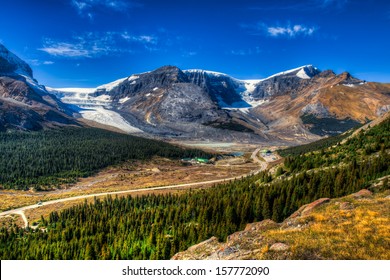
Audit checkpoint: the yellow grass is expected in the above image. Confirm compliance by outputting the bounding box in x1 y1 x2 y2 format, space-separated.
259 192 390 259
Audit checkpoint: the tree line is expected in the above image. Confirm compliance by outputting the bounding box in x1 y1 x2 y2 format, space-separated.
0 127 210 190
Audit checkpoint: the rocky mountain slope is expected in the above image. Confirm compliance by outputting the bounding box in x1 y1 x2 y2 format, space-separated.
1 42 388 143
50 65 390 144
172 188 390 260
0 44 78 131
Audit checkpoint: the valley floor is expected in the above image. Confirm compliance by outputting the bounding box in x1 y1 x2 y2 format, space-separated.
0 146 277 228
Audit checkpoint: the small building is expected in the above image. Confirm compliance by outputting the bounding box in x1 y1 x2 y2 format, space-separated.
195 157 209 163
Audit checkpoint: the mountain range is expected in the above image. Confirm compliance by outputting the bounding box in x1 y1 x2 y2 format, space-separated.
1 43 390 144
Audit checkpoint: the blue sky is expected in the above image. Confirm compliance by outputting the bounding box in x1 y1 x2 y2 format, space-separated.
0 0 389 87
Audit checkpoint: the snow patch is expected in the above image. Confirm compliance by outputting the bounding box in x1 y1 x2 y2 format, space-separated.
153 87 159 91
296 68 311 79
119 96 130 104
184 69 230 77
128 75 139 81
97 77 127 91
79 106 142 133
21 75 47 94
52 87 96 94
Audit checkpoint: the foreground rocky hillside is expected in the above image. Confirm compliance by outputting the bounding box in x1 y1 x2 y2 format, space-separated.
172 187 390 260
0 44 78 131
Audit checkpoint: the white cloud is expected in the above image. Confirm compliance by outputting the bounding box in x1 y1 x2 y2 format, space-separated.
181 51 197 57
39 42 92 58
73 0 88 11
121 32 158 45
316 0 348 9
72 0 141 18
229 47 261 56
137 35 157 44
267 24 315 37
39 32 159 58
242 22 316 38
250 0 348 11
28 59 55 66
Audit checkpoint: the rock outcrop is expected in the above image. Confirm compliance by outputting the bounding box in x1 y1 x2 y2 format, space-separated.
172 191 390 260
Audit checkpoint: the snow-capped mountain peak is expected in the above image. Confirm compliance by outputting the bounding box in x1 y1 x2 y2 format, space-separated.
261 65 318 81
97 77 128 91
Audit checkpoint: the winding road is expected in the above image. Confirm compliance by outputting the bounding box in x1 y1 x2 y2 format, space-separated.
0 148 269 228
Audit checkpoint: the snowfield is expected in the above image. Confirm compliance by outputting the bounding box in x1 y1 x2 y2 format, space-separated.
79 106 142 133
48 87 142 134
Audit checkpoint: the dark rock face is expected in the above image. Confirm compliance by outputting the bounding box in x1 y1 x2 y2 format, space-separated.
109 66 189 99
252 66 321 99
0 43 78 131
159 83 219 123
0 44 33 77
0 56 17 74
100 66 264 141
49 62 389 143
184 70 247 106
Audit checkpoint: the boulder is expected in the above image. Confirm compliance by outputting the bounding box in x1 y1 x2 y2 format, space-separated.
269 242 290 252
352 189 372 198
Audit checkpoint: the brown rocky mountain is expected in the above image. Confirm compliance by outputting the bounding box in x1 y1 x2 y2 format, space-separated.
0 44 78 131
52 65 390 144
251 71 390 141
2 42 388 144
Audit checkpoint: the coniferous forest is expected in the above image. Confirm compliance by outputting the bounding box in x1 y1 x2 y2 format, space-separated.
0 116 389 260
0 128 210 190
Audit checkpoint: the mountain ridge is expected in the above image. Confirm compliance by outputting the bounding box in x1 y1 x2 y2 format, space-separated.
49 64 390 144
1 42 389 144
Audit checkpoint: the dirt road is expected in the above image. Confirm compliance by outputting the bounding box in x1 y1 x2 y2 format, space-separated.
0 148 270 227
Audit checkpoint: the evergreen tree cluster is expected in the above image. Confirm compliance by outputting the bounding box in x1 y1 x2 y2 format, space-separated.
284 117 390 173
0 128 210 190
1 142 388 259
0 117 388 260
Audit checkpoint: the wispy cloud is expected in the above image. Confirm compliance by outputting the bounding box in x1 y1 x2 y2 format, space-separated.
229 47 261 56
250 0 348 12
268 24 316 37
121 32 158 45
28 59 55 66
39 32 159 58
39 42 92 58
241 22 316 38
181 51 197 58
72 0 141 19
316 0 348 9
